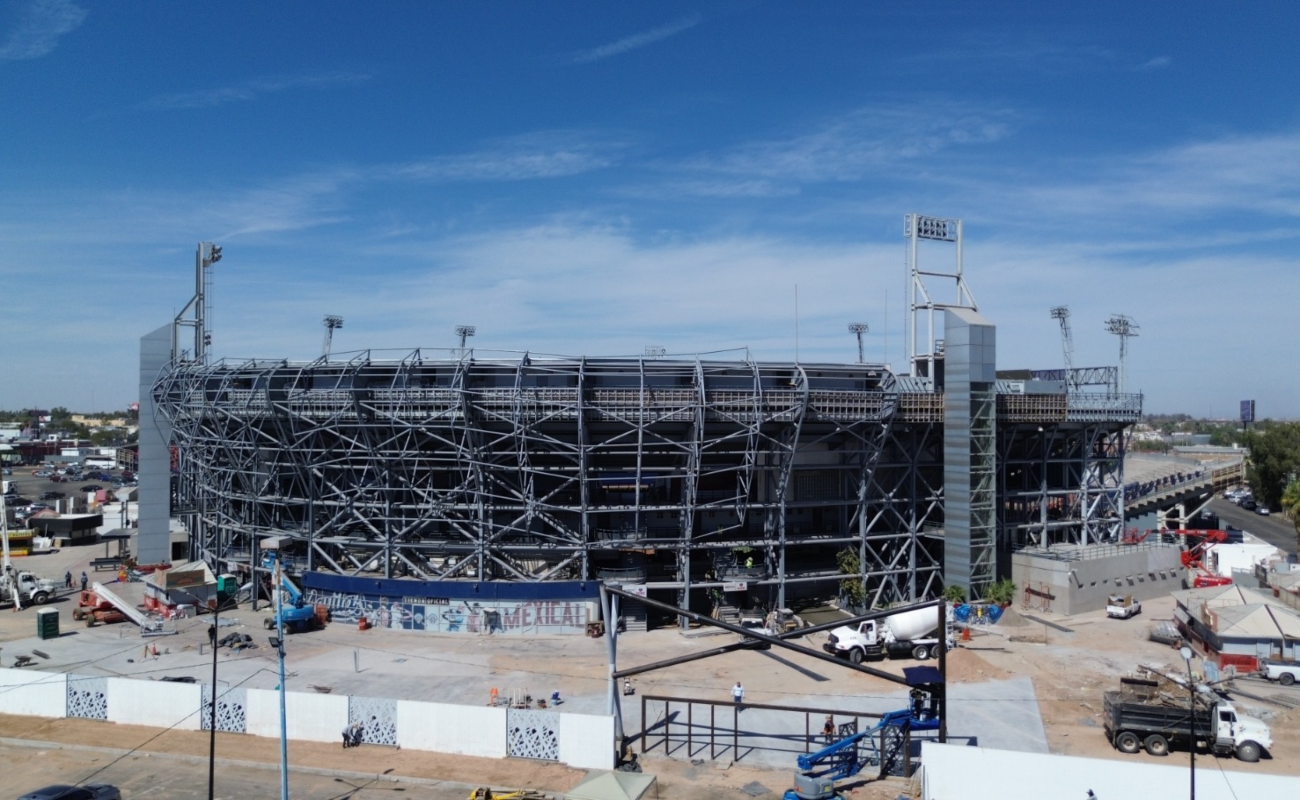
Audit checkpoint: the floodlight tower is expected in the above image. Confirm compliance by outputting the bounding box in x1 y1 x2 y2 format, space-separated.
455 325 476 357
644 346 666 359
1049 306 1075 391
1105 314 1139 394
321 315 343 357
904 214 976 379
847 323 869 364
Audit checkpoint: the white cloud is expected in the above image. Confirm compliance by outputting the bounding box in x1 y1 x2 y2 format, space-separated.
383 132 621 183
1136 56 1171 71
142 71 372 110
571 13 702 64
674 104 1016 188
0 0 85 61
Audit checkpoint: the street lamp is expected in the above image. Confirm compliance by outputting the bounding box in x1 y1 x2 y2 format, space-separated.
1180 645 1196 800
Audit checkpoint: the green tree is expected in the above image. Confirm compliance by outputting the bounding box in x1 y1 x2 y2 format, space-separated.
942 585 967 604
1243 423 1300 509
836 548 865 610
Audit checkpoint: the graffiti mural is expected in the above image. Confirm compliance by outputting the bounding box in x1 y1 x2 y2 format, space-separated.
304 590 594 635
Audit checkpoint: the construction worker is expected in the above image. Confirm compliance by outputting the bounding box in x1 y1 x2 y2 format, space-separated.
80 571 88 592
822 715 836 744
732 681 745 706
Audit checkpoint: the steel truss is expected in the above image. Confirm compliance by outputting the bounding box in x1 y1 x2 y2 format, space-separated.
153 354 951 606
997 395 1138 549
152 352 1138 607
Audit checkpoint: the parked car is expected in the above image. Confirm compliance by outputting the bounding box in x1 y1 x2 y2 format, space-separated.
17 784 121 800
1256 505 1271 516
81 484 103 492
40 491 66 500
33 470 52 478
1240 499 1257 511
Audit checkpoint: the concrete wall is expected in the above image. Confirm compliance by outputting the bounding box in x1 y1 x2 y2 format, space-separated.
1012 545 1184 615
107 676 202 730
246 688 347 743
0 668 610 769
0 668 65 717
396 700 508 758
559 711 616 769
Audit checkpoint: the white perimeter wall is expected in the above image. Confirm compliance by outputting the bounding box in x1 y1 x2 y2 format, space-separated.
396 700 507 758
0 668 65 717
107 677 202 730
246 688 348 743
0 667 611 769
922 742 1296 800
559 712 615 769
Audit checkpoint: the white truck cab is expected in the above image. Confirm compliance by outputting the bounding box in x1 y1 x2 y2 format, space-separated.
1215 702 1272 759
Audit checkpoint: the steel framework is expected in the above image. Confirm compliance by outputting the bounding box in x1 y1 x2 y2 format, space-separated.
152 354 963 610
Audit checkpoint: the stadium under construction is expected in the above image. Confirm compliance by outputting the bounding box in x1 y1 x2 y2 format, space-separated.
139 216 1147 630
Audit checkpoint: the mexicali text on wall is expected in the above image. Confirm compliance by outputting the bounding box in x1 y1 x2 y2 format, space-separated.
304 590 596 635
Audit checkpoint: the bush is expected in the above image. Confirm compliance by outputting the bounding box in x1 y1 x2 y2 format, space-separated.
941 585 967 604
985 578 1017 606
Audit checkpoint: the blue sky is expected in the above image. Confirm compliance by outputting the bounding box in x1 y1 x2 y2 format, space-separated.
1 2 1297 418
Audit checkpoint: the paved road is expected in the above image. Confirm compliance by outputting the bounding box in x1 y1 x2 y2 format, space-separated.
1 738 469 799
1208 498 1296 556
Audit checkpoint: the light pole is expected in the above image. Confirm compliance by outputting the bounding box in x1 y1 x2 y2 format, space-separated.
1180 645 1196 800
455 325 476 357
847 323 868 364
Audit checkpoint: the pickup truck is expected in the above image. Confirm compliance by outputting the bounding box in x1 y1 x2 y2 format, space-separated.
1106 595 1141 619
1260 659 1300 686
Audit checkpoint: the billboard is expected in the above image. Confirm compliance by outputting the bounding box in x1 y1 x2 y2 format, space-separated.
1240 400 1255 424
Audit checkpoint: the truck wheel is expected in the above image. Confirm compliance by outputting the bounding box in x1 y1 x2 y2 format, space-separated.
1144 734 1170 756
848 648 864 665
263 617 274 630
1280 673 1295 686
929 644 943 660
32 592 48 605
912 644 930 661
73 608 84 621
1115 732 1141 754
1236 741 1261 763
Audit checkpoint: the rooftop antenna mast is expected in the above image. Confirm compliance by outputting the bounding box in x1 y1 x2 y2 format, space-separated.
1050 306 1076 391
455 325 476 358
172 242 221 362
847 323 869 364
1104 314 1139 394
321 315 344 357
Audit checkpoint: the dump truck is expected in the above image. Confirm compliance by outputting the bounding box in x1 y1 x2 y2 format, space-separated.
824 603 953 662
1103 677 1270 762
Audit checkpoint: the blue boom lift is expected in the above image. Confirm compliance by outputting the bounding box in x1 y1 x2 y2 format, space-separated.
785 669 942 800
261 552 320 632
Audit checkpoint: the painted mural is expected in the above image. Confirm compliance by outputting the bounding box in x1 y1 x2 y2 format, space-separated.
303 589 595 635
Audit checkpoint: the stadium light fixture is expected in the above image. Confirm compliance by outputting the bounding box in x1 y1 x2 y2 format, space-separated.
455 325 476 356
847 323 869 363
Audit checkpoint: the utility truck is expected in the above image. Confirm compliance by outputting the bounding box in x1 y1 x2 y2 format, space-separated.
1104 677 1270 762
0 565 57 608
824 603 953 662
1259 659 1300 686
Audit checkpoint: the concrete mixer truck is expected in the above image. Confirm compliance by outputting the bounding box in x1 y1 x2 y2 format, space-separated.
823 603 955 662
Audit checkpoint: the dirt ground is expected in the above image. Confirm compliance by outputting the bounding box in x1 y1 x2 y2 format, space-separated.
0 713 921 799
961 595 1300 777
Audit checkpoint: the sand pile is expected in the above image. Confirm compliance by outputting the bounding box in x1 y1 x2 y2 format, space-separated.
995 605 1030 627
944 647 1011 682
